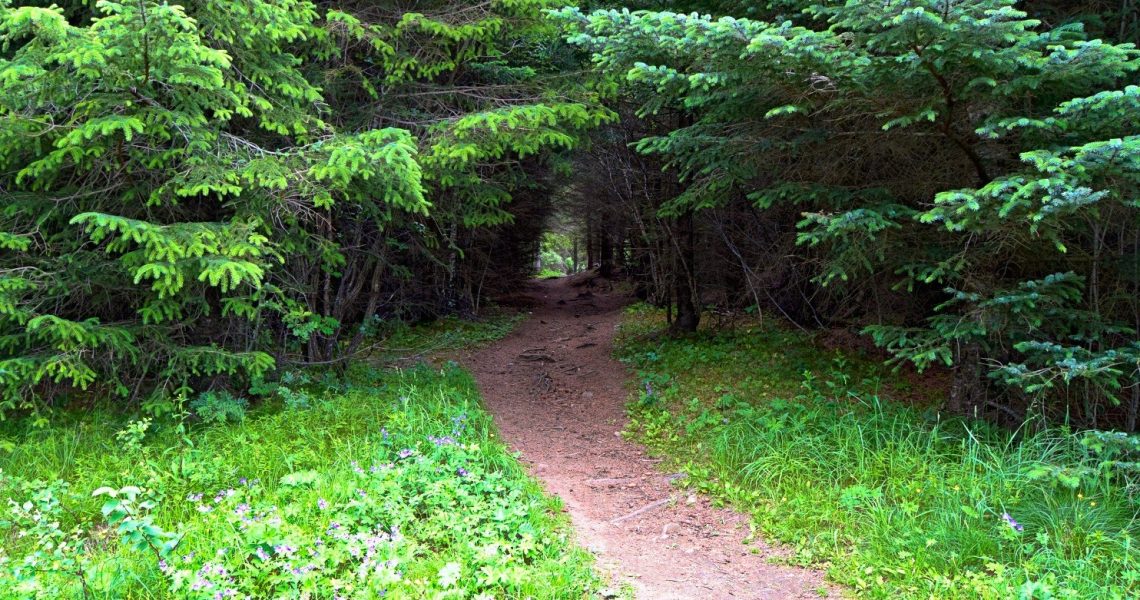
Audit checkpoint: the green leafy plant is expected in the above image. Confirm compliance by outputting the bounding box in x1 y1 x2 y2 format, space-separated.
92 485 179 559
189 391 248 425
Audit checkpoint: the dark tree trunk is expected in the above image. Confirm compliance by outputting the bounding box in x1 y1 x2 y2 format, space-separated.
599 220 614 277
948 341 984 417
1126 382 1139 432
671 210 699 334
571 236 579 274
585 214 595 271
615 227 626 271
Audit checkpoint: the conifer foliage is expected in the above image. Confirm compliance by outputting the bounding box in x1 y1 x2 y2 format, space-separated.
1 0 1136 430
555 1 1140 427
0 0 604 416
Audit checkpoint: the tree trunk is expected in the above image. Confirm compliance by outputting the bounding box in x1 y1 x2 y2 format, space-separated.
599 221 614 277
615 227 626 271
1127 382 1139 432
671 209 699 334
571 236 579 274
444 222 460 312
948 341 983 417
585 215 595 271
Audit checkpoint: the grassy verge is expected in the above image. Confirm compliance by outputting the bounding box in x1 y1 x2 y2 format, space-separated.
0 318 596 599
368 313 526 363
616 305 1140 599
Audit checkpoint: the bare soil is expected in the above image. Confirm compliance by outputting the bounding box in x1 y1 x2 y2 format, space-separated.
459 277 835 599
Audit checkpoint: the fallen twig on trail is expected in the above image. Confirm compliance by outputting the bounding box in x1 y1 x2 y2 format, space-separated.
587 477 634 486
610 497 672 524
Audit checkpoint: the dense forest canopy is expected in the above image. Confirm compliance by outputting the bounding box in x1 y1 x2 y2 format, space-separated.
0 0 1137 430
0 0 610 418
557 0 1140 429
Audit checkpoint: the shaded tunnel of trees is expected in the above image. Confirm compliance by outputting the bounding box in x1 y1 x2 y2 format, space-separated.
0 0 1137 430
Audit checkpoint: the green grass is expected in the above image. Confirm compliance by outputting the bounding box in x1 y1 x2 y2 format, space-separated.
616 305 1140 599
360 314 524 367
368 313 524 363
0 320 596 599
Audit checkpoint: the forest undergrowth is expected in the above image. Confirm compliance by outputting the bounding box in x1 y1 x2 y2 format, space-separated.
617 305 1140 599
0 318 597 599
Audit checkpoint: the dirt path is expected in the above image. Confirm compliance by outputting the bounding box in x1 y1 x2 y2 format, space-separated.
460 277 834 599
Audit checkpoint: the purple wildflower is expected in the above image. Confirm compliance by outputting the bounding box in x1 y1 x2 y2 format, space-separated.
1001 512 1023 532
317 498 329 510
398 448 413 459
457 467 469 477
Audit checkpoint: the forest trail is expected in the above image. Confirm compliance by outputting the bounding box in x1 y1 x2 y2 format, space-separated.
460 277 833 599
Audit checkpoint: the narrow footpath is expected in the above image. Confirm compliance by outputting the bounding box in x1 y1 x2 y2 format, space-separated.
461 277 833 599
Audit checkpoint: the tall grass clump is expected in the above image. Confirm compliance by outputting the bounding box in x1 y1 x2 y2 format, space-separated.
618 306 1140 599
